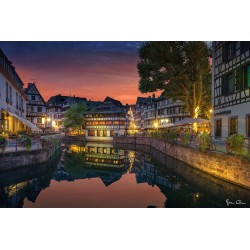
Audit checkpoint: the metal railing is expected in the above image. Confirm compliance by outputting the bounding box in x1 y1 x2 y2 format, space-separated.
2 132 63 153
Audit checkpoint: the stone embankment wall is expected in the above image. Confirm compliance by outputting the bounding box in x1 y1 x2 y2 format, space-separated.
114 136 250 189
64 135 86 142
0 145 60 172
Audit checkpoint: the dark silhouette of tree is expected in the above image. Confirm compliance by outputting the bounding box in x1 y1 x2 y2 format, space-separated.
63 103 86 134
137 42 211 118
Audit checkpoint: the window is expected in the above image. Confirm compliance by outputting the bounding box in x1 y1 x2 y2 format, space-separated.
110 130 114 137
103 147 107 154
19 95 21 109
16 92 18 108
235 69 240 91
6 82 8 101
88 147 95 153
223 42 236 62
31 95 35 100
241 41 250 53
243 65 250 89
97 130 101 136
37 118 42 124
222 73 235 96
246 115 250 138
227 73 234 94
103 130 107 137
37 107 42 112
88 130 95 136
215 119 222 137
10 86 12 103
229 117 238 136
97 147 102 153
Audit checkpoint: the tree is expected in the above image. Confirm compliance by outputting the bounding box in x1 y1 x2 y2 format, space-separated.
63 103 86 134
137 42 211 119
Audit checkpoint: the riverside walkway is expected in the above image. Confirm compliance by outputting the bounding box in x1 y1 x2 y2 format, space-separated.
3 139 42 153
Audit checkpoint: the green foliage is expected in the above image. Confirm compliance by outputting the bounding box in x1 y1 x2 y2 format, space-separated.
63 151 87 178
225 134 245 156
19 135 32 151
196 132 211 152
63 103 86 133
150 130 177 143
0 135 8 153
168 130 178 144
179 131 191 146
17 130 26 137
40 134 62 149
137 42 212 118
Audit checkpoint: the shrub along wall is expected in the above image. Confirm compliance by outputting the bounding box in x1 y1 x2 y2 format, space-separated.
114 136 250 189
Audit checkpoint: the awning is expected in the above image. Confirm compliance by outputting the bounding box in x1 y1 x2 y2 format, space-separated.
7 111 41 132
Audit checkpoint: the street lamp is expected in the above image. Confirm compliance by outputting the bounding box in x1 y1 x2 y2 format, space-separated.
154 121 158 130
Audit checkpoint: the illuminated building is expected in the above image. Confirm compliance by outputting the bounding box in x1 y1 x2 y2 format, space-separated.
134 96 152 131
132 94 189 132
85 96 128 141
24 83 47 130
156 96 189 129
0 49 40 136
46 94 69 131
84 142 128 169
212 42 250 139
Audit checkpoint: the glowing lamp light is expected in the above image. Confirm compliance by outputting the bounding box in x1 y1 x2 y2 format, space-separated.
154 121 158 129
52 121 56 127
209 109 213 113
47 117 51 122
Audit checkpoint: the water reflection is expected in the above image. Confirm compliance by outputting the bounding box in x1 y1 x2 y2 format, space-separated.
0 142 249 208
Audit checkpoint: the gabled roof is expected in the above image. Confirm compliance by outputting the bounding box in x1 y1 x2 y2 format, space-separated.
47 94 69 106
24 83 46 104
136 97 151 105
63 96 87 106
104 96 123 107
85 96 125 115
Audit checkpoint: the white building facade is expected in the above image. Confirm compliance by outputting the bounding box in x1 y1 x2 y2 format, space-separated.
212 41 250 140
0 49 30 136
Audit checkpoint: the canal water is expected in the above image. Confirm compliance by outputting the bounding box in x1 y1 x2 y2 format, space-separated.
0 142 250 208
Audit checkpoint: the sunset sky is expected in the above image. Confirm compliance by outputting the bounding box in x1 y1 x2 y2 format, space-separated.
0 42 160 104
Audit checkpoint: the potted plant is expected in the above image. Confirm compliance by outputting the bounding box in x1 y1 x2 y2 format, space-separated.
0 135 8 153
225 134 245 156
19 135 32 151
196 132 211 152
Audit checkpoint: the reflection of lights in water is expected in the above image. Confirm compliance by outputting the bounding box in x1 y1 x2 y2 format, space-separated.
193 193 199 199
70 145 86 153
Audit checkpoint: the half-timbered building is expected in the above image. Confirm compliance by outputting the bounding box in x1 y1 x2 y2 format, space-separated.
212 41 250 139
85 96 128 141
25 83 47 129
46 94 69 131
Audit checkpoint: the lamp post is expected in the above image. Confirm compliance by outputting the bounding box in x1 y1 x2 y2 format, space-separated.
154 121 158 131
46 117 51 133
